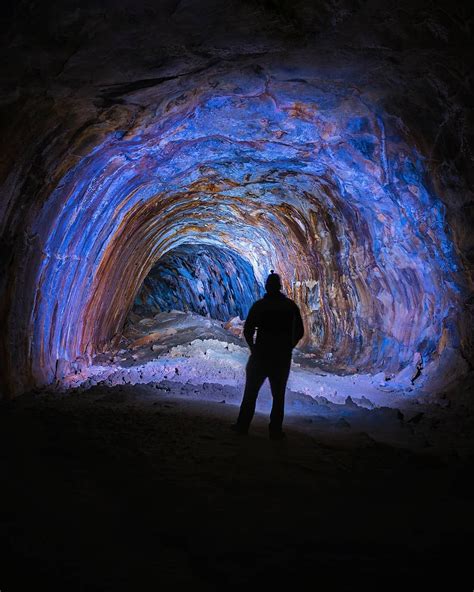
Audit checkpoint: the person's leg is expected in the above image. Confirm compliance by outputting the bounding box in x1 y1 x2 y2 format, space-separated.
234 355 267 432
268 356 291 435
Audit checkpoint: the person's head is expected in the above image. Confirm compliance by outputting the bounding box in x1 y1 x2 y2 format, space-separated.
265 270 282 294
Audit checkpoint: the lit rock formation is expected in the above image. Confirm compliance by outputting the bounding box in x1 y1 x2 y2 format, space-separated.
0 0 472 396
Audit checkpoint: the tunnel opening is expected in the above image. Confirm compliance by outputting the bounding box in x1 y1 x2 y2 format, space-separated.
131 243 263 322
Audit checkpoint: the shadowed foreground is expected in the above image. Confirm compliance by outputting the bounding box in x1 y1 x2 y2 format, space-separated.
1 383 473 591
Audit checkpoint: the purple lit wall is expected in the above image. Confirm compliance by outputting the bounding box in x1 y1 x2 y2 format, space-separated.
0 2 472 397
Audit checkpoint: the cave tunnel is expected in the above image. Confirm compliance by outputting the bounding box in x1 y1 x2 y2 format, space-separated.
1 41 472 396
1 0 474 589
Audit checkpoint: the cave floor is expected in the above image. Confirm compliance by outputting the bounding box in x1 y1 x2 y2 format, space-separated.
1 381 474 591
73 310 450 406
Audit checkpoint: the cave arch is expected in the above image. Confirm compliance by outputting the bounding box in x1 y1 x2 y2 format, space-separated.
0 59 465 395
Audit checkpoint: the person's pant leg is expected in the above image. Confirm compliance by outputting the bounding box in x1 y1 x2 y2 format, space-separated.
236 354 267 431
268 356 291 433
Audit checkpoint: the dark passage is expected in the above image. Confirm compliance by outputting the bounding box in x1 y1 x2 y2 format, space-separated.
132 244 262 321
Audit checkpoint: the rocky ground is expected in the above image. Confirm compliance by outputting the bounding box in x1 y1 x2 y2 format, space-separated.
1 312 474 590
68 311 462 408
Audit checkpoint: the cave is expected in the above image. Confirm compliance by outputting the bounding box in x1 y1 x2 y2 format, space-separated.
1 0 473 589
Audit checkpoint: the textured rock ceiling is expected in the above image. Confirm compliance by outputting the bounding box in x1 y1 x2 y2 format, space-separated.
0 0 473 396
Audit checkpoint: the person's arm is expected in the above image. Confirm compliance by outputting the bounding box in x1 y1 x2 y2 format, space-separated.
292 304 304 348
243 303 258 351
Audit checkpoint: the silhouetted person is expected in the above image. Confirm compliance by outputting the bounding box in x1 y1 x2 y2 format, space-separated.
232 270 304 439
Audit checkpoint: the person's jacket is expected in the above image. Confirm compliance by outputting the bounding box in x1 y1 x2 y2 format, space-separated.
243 291 304 356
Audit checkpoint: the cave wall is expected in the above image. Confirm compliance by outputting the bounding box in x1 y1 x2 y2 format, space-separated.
0 0 472 396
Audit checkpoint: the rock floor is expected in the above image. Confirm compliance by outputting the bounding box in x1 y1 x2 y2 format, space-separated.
1 379 474 591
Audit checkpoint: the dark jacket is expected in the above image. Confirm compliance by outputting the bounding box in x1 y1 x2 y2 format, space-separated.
243 291 304 356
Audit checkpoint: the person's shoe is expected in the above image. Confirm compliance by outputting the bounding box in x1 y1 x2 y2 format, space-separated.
269 430 286 441
230 423 248 435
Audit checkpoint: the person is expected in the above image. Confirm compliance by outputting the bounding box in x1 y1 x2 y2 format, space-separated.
231 270 304 440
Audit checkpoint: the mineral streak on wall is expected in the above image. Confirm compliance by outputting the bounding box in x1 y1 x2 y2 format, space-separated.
133 244 262 321
0 2 472 397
